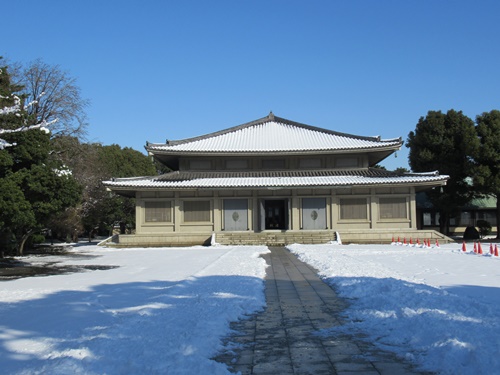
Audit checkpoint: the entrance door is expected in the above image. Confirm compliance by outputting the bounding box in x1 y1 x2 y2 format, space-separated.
302 198 326 230
264 199 287 230
224 199 248 231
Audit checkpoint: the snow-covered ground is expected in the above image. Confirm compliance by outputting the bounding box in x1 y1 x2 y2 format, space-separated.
288 242 500 375
2 242 500 375
0 245 269 374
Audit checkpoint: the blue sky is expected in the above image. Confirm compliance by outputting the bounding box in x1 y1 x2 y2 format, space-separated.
2 1 500 170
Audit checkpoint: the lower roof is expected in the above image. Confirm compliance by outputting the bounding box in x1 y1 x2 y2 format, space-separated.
104 168 449 196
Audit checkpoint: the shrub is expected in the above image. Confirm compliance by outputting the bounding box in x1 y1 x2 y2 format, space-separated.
463 226 480 240
477 220 492 238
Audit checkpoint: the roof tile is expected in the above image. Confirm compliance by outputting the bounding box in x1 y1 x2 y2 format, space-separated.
147 115 402 153
104 169 448 189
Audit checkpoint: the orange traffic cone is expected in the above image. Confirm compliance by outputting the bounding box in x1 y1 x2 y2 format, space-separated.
428 239 432 248
435 239 440 248
462 241 467 252
495 245 499 257
417 238 421 247
397 236 401 244
409 238 413 246
473 242 478 253
403 237 407 245
490 243 494 255
478 242 483 255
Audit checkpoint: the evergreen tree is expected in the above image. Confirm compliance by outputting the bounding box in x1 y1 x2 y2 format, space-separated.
474 110 500 238
0 62 81 256
87 144 157 237
53 140 157 240
406 110 479 234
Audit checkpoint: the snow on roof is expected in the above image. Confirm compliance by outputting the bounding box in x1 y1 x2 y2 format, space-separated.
104 173 448 190
146 113 403 154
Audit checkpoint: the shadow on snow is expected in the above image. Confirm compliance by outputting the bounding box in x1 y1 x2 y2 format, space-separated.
319 275 500 373
0 275 265 374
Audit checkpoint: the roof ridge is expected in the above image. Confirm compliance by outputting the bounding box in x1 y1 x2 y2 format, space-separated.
271 115 386 142
154 113 273 147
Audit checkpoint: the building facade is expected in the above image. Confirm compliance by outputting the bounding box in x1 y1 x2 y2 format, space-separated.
103 113 450 246
417 193 498 236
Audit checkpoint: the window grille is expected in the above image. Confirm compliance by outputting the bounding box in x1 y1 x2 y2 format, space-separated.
379 198 407 219
145 201 171 222
262 159 285 169
339 198 367 220
299 158 321 168
477 211 497 226
184 200 211 222
225 159 248 169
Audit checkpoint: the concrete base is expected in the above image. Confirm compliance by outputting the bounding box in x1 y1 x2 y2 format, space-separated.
101 229 453 247
339 229 452 244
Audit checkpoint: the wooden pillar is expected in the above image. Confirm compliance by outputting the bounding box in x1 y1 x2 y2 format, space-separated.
174 192 181 232
409 187 417 229
370 189 378 229
291 191 300 230
213 192 222 231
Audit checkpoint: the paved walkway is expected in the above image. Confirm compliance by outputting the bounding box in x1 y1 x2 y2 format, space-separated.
215 247 433 375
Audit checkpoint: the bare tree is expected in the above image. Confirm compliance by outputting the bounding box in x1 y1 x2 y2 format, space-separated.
12 59 89 139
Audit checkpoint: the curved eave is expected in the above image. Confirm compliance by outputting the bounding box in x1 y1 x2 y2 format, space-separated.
104 176 448 196
148 143 402 170
145 142 402 156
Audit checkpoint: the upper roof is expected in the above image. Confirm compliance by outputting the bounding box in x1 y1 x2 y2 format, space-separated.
146 112 403 155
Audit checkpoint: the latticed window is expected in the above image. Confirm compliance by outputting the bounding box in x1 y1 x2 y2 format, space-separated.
379 198 407 219
339 198 367 220
225 159 248 169
189 160 211 170
262 159 285 169
184 200 211 222
299 158 321 168
458 211 474 226
477 211 497 226
335 157 358 168
145 201 171 222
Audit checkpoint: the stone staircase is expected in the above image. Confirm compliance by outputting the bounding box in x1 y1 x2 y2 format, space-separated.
215 231 338 246
215 229 452 246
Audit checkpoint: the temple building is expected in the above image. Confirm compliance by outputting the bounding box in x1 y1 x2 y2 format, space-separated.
103 113 450 246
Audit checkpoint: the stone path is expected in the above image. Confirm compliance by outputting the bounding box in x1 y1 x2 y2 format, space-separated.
214 246 433 375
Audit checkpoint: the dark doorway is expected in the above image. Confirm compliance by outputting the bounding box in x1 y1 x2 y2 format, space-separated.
264 200 287 230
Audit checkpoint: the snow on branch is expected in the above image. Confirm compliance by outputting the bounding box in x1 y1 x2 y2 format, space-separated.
0 93 56 149
0 94 22 115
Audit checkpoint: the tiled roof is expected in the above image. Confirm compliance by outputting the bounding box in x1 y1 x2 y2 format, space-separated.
146 113 402 154
104 169 448 190
154 168 403 180
417 191 497 209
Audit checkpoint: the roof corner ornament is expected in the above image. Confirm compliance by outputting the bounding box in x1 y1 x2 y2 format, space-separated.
165 139 170 145
268 111 275 121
